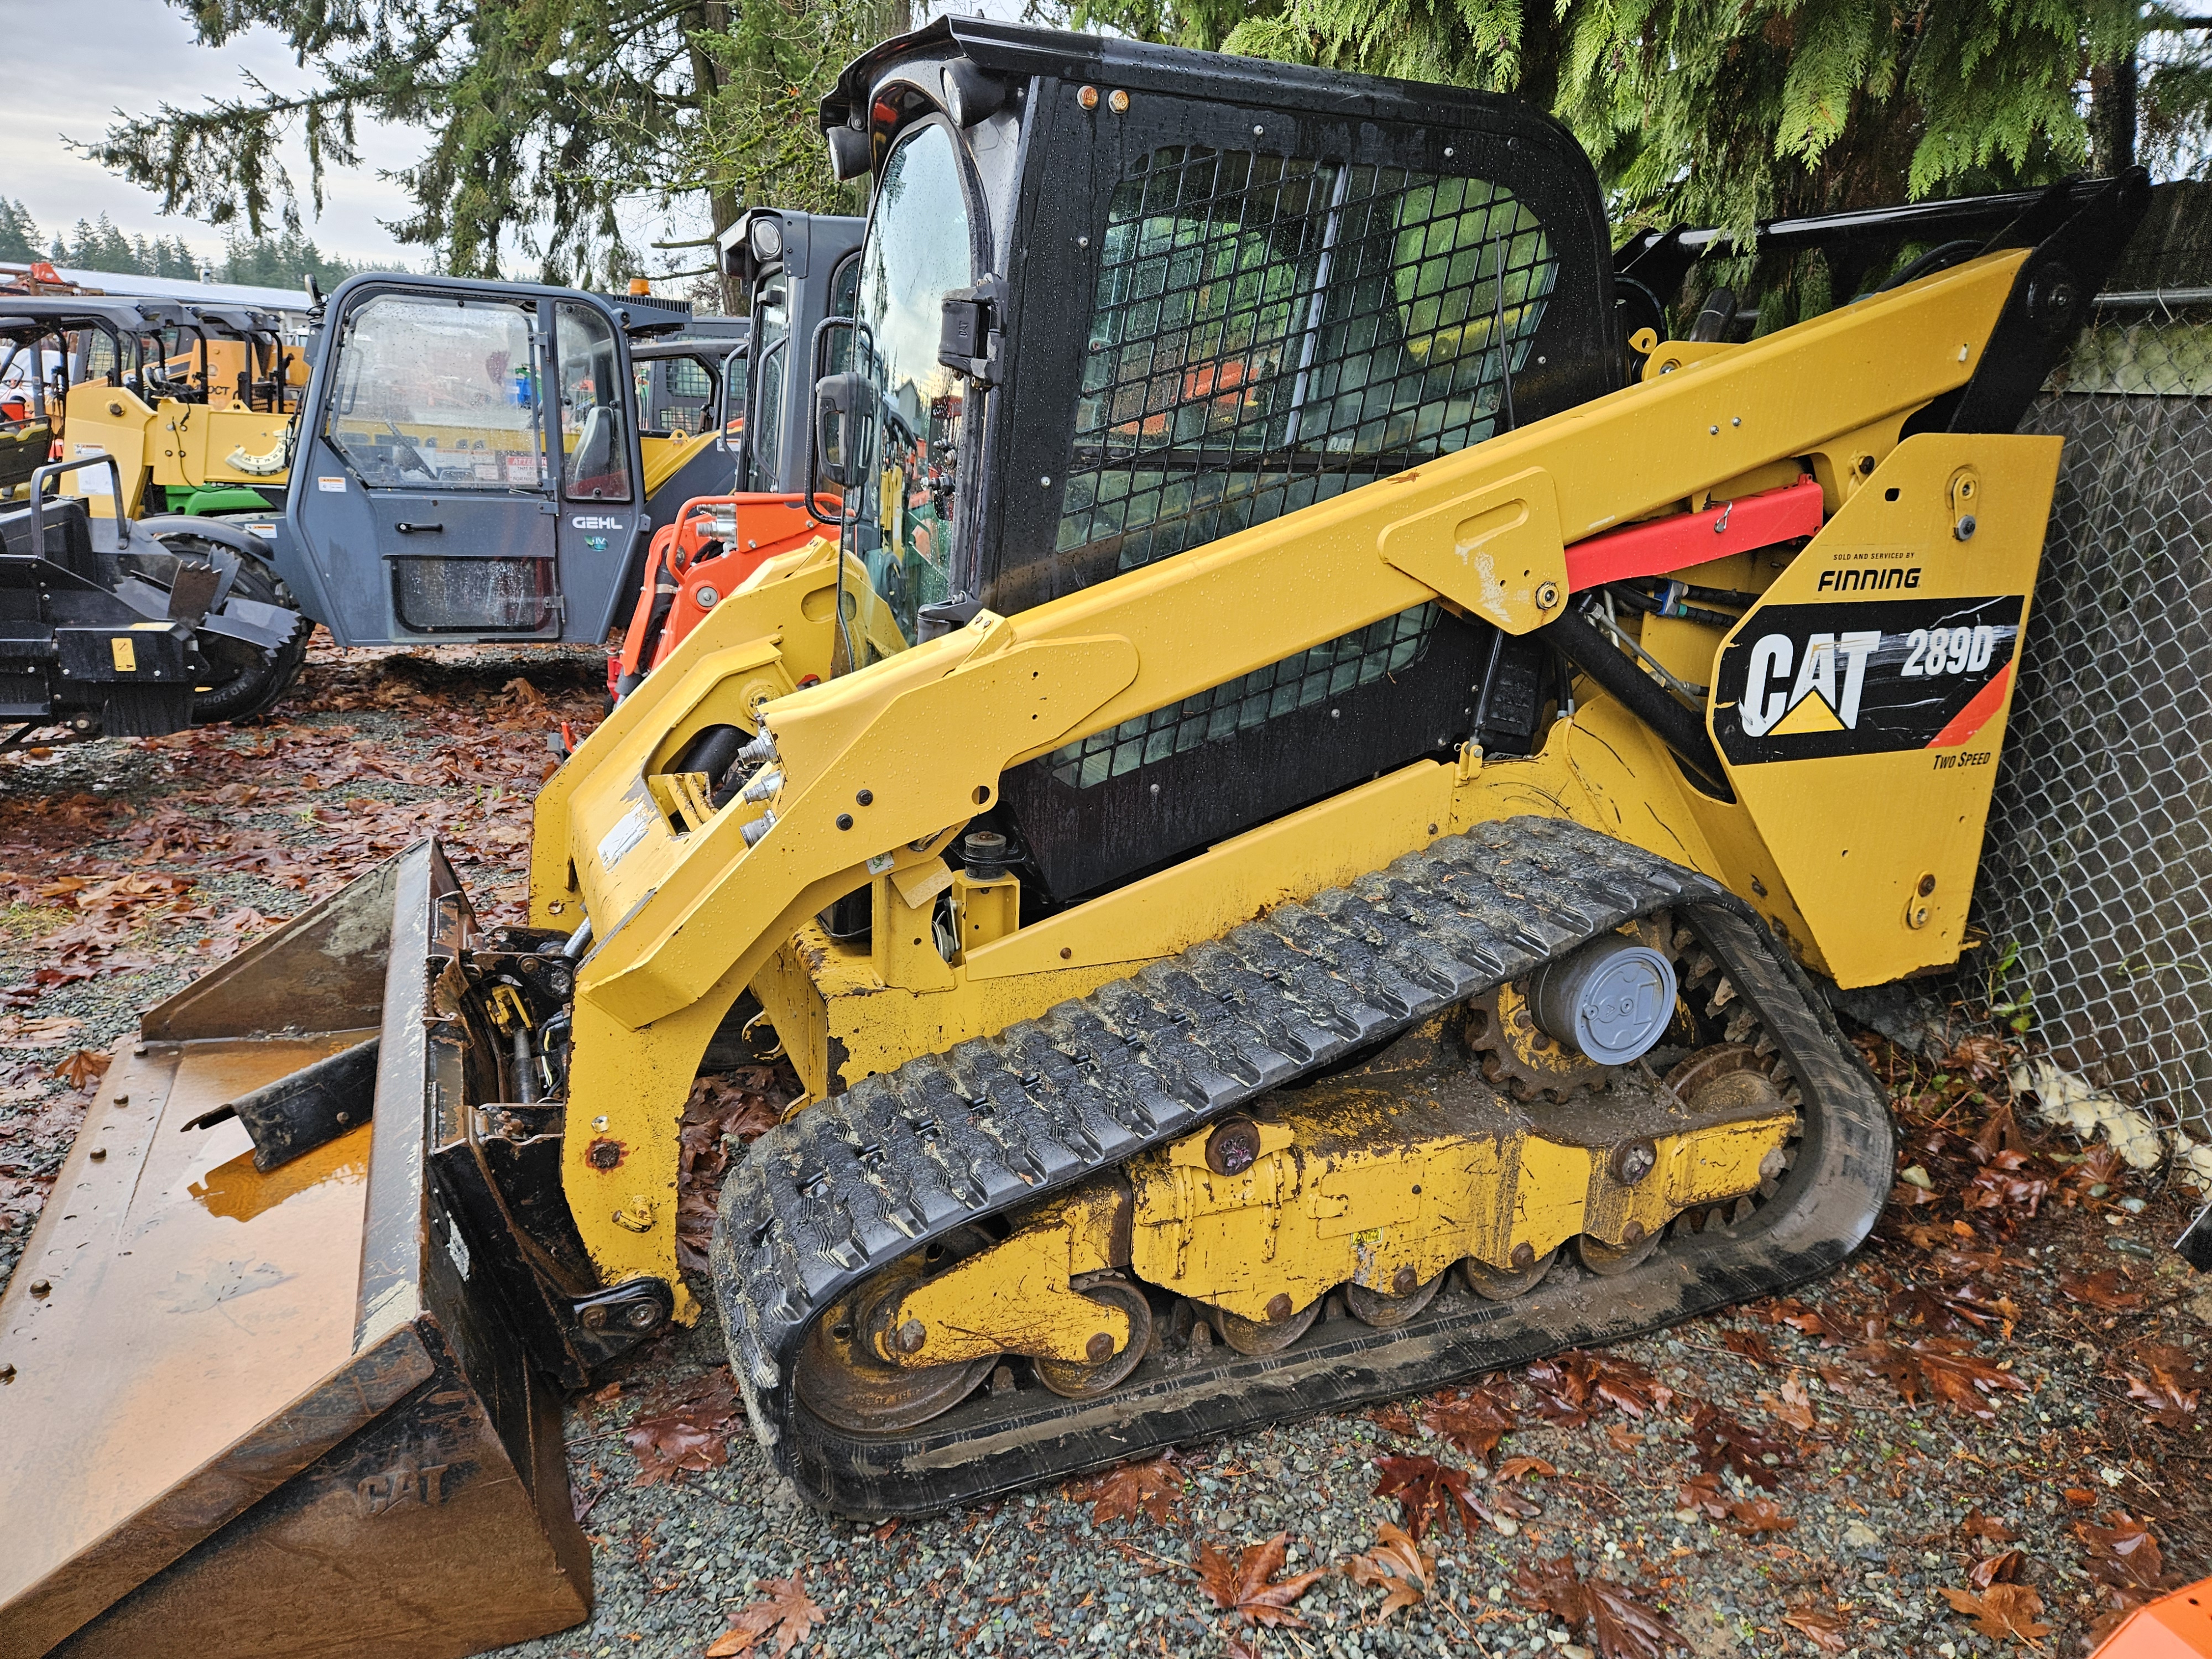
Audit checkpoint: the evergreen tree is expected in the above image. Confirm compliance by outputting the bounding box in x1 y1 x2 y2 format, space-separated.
0 201 40 263
220 228 363 290
62 215 146 275
1065 0 2212 245
82 1 904 293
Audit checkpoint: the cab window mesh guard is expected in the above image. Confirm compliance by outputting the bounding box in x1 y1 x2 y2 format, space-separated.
1046 143 1551 790
1057 144 1556 573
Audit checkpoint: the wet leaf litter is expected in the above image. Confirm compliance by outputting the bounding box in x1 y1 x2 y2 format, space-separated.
0 640 2203 1657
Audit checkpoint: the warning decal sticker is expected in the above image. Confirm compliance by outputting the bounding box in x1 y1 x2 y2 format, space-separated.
1713 595 2027 764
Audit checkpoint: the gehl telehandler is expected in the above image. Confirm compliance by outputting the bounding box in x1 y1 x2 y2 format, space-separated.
0 18 2155 1658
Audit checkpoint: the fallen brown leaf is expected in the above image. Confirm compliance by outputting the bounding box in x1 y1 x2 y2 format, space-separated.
1194 1532 1324 1628
624 1368 739 1488
1961 1509 2021 1544
1495 1455 1556 1483
1761 1374 1818 1432
1369 1401 1416 1437
2058 1270 2145 1312
1525 1350 1672 1423
2122 1344 2202 1429
1423 1378 1517 1457
1781 1603 1850 1653
1757 1298 1842 1345
1064 1453 1185 1527
1721 1328 1782 1367
1677 1472 1729 1520
1969 1548 2023 1590
1721 1496 1796 1535
1373 1454 1489 1541
1514 1556 1686 1658
55 1048 111 1091
1962 1149 2052 1218
1688 1403 1797 1489
1850 1334 2030 1419
1940 1583 2051 1642
2058 1144 2126 1208
705 1575 826 1657
1342 1521 1433 1618
2075 1512 2164 1592
1947 1034 2010 1084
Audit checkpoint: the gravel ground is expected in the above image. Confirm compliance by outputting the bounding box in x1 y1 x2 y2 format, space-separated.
1 644 2205 1659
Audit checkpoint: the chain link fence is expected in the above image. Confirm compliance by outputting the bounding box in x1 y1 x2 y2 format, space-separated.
1966 290 2212 1147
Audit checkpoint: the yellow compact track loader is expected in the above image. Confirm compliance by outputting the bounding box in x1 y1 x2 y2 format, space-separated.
0 18 2150 1658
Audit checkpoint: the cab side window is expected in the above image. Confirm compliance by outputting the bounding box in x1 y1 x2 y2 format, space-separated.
556 303 633 502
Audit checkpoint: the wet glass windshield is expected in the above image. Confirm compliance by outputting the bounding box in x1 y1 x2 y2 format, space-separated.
853 121 973 654
324 294 543 489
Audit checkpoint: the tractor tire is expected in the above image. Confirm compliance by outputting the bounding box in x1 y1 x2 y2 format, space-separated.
150 534 309 726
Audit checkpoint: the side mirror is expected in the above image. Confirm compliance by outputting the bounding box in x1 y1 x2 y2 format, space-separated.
826 126 871 184
812 372 871 491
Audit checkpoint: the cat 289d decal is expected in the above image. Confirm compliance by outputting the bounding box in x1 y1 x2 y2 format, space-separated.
1714 594 2027 764
1694 432 2058 990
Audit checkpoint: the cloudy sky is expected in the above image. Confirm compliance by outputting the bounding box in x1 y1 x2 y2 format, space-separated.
1 0 426 265
2 1 1020 275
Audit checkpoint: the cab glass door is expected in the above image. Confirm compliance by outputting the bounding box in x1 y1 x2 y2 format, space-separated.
317 290 560 635
551 300 646 639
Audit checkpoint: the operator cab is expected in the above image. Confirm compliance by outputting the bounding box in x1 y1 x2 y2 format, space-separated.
719 207 864 497
281 274 692 644
816 18 1622 901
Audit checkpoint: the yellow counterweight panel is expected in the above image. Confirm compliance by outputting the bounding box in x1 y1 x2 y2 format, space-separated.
158 403 294 489
62 383 154 517
544 253 2027 1293
641 430 718 501
1707 434 2058 987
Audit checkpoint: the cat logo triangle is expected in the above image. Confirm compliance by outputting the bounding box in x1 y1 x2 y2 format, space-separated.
1768 690 1848 735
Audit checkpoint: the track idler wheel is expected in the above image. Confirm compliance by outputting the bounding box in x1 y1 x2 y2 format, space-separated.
1209 1295 1321 1355
1344 1268 1446 1329
1035 1279 1154 1400
794 1229 999 1433
1460 1246 1558 1301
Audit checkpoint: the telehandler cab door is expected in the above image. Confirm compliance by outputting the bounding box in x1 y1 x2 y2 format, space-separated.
285 277 649 644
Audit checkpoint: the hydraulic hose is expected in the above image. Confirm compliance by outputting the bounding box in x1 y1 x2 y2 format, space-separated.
1536 605 1734 802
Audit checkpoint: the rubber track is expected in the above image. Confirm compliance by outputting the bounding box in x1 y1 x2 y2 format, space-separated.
712 816 1892 1514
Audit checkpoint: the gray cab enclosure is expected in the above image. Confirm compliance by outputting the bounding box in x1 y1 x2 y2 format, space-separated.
719 208 864 496
279 274 692 645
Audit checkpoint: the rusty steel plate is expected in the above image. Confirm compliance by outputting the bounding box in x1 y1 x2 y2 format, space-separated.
0 843 591 1659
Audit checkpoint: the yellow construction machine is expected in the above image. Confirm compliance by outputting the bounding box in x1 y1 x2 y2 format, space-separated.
0 18 2151 1658
2 294 308 518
